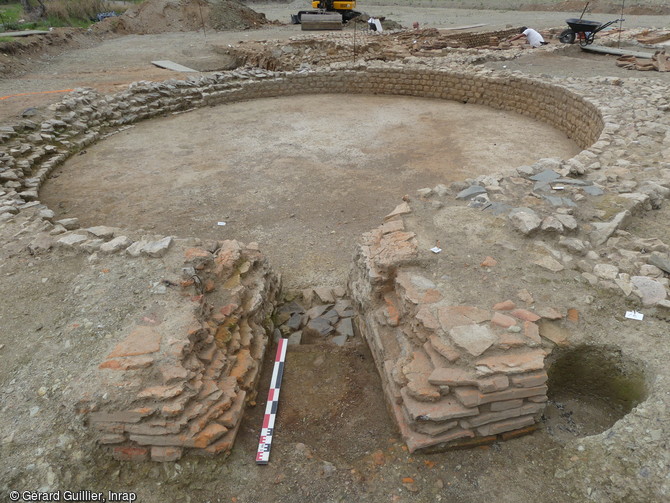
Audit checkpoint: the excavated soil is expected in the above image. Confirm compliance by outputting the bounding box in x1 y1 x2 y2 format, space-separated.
39 94 579 288
1 2 670 503
96 0 270 34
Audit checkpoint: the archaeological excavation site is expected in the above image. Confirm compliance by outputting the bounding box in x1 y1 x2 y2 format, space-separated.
0 0 669 502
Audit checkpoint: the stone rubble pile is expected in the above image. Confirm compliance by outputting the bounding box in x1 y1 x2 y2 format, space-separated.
446 157 670 310
88 240 280 461
273 287 356 347
218 27 543 72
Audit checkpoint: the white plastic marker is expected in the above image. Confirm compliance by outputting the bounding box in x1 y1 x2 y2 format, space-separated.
625 310 644 321
256 337 288 464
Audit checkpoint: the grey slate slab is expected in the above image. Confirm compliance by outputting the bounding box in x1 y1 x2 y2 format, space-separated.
456 186 487 200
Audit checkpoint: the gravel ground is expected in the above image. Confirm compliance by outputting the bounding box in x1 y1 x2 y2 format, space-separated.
1 2 670 503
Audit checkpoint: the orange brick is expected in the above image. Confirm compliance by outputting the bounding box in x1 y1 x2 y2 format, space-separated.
112 446 149 462
510 309 540 322
493 300 516 311
99 356 154 370
189 423 228 448
108 326 161 358
384 293 401 326
491 312 517 328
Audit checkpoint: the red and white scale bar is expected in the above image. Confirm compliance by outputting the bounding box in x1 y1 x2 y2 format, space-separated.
256 337 288 464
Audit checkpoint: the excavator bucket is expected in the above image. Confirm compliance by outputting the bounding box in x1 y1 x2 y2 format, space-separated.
300 12 343 30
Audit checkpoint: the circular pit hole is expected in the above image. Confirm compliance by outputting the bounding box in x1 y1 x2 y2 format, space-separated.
542 345 648 441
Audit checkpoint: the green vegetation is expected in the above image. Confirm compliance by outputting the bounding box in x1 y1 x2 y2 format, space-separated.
0 3 23 30
0 0 136 32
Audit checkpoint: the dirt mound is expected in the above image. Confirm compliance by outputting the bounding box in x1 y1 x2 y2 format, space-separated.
521 0 670 15
97 0 268 35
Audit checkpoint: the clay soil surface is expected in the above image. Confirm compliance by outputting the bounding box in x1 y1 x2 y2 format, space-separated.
1 2 670 503
39 94 579 288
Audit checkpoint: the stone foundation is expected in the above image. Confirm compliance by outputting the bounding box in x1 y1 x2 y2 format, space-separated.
2 60 669 466
89 240 280 461
347 203 576 452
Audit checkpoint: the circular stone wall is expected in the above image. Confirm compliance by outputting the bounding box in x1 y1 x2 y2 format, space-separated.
40 94 581 287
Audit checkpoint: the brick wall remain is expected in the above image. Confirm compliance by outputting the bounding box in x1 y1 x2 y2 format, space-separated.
347 203 555 452
90 241 280 461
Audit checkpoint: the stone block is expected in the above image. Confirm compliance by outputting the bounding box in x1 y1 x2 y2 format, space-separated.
510 309 540 322
401 388 479 422
99 356 154 371
305 317 334 337
108 326 161 358
510 370 548 388
437 306 475 331
287 331 302 345
57 233 87 248
475 414 536 436
332 335 347 346
100 235 132 254
490 399 523 412
428 335 460 363
335 317 354 337
493 300 516 311
314 286 335 304
86 225 117 239
142 236 173 258
112 446 149 462
137 384 184 400
533 255 565 272
384 201 411 220
508 208 541 235
523 321 541 344
56 217 79 230
537 320 570 347
475 349 547 375
491 312 517 328
416 307 440 331
151 446 183 462
631 276 667 306
478 375 509 393
449 324 497 357
428 367 479 387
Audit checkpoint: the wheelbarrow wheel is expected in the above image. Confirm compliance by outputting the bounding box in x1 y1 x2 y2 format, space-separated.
559 29 576 44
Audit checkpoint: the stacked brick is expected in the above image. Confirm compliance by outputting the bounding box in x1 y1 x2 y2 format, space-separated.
349 203 565 452
91 240 280 461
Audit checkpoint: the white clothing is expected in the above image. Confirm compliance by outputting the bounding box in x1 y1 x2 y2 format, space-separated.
523 28 545 48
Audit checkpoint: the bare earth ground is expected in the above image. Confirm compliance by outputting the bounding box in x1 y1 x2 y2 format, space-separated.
1 2 670 503
39 94 579 288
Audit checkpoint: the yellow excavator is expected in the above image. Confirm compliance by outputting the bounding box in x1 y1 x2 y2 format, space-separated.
292 0 361 31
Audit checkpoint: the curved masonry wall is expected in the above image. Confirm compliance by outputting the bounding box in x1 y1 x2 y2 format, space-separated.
0 67 605 459
1 67 604 208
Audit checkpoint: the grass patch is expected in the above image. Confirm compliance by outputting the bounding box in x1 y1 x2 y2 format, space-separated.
0 3 23 30
0 0 127 31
